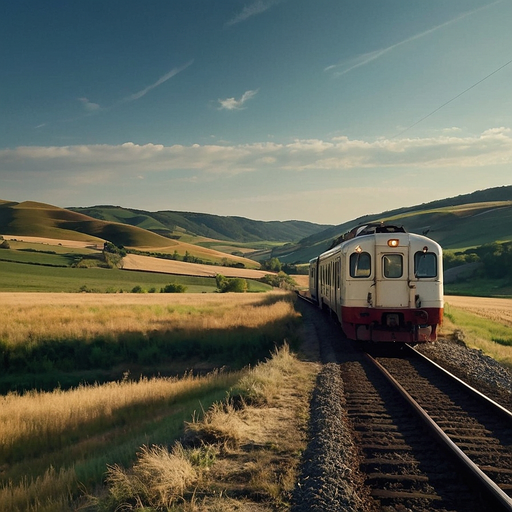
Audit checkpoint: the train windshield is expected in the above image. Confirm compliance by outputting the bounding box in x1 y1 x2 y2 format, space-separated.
383 254 403 278
414 252 437 278
350 252 371 278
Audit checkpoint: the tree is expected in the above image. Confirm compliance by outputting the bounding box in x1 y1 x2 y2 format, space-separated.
161 283 187 293
215 274 247 293
262 257 282 272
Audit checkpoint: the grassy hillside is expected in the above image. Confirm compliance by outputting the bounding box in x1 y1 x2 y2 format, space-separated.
4 184 512 267
0 201 259 267
275 185 512 263
69 205 332 243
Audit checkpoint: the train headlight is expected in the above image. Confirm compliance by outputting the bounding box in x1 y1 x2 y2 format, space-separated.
387 239 399 247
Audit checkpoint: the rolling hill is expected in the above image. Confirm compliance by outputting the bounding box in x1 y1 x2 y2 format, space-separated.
68 205 331 243
3 185 512 267
0 201 261 268
273 185 512 263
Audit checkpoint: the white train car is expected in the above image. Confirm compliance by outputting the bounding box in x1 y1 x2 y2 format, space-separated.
309 223 443 343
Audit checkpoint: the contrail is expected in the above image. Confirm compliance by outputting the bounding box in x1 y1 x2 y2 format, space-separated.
326 1 503 77
121 60 194 103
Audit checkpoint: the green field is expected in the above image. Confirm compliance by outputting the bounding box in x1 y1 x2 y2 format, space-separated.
0 259 271 293
444 277 512 298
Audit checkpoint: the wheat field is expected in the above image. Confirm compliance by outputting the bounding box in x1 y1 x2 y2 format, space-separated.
0 291 297 346
443 295 512 367
444 295 512 327
0 291 300 511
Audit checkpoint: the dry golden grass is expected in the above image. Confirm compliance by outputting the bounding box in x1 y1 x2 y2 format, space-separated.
0 373 231 458
123 253 265 276
292 274 309 290
102 344 320 511
0 291 296 346
444 295 512 327
0 466 76 512
106 444 198 509
443 295 512 367
4 235 260 269
0 291 301 511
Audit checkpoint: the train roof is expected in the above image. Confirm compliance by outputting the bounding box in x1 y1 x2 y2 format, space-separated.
329 223 406 249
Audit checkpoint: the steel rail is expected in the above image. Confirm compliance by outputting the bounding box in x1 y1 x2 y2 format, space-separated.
406 344 512 419
365 352 512 511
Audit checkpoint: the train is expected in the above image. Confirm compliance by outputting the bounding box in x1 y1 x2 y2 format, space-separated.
308 223 443 343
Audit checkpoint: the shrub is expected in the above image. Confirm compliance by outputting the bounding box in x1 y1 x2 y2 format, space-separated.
261 272 297 290
105 444 197 510
161 283 187 293
215 274 247 293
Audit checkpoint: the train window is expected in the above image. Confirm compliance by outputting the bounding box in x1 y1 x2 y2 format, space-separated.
383 254 403 278
350 252 371 278
414 252 437 278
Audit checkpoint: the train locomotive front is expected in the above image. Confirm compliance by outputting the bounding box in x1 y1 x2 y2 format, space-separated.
309 224 443 343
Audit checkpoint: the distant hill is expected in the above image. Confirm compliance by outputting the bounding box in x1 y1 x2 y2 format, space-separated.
274 185 512 263
0 201 260 268
68 206 331 244
3 185 512 267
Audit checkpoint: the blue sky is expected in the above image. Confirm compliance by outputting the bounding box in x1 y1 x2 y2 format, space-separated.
1 0 512 224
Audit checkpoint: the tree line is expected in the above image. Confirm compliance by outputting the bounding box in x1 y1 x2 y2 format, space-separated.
444 242 512 279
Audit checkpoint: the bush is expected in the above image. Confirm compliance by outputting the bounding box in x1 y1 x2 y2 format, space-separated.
216 275 247 293
261 272 297 290
161 283 187 293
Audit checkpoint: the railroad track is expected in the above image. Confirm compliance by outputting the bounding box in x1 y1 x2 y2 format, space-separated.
330 339 512 510
366 345 512 510
296 294 512 510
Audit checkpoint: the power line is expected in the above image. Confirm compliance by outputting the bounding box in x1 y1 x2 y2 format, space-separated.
392 57 512 138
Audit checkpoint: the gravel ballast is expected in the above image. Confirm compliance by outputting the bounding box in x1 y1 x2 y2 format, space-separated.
292 363 370 512
293 299 512 510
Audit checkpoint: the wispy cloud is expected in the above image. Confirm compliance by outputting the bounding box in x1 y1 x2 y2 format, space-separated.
73 61 194 116
120 60 194 103
218 89 259 110
225 0 282 27
3 128 512 178
326 1 502 76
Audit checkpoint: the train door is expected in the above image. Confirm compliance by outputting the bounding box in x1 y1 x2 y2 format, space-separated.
375 241 410 308
334 257 341 320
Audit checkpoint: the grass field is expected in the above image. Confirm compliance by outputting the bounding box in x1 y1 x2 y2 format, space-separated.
0 237 273 293
0 259 220 292
443 295 512 367
0 291 296 392
0 291 304 511
444 277 512 298
0 259 272 293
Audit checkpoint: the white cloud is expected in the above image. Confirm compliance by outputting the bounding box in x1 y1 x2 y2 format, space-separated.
218 89 259 110
225 0 281 27
2 128 512 183
78 97 100 112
